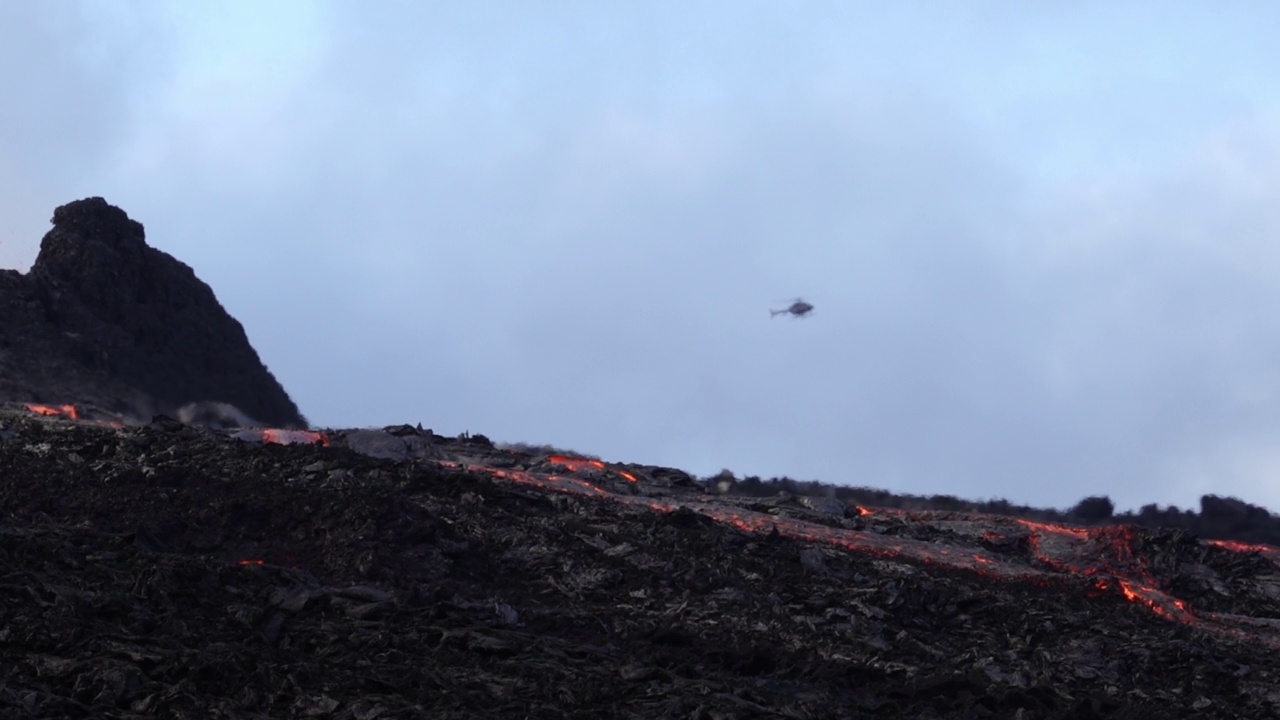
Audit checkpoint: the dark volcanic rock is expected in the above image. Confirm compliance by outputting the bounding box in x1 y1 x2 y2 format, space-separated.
0 197 306 427
2 409 1280 718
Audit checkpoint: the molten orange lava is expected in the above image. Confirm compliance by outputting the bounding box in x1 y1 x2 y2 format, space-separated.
548 455 604 472
1016 518 1089 539
547 454 637 482
262 429 330 447
1119 579 1193 623
1206 538 1274 554
26 403 78 420
1204 538 1280 566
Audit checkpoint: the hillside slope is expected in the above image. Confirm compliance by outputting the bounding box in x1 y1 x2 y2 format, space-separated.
1 408 1278 719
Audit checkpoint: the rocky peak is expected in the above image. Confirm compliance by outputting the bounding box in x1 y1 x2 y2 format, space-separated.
1 197 308 428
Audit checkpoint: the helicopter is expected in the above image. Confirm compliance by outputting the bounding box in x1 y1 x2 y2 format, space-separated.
770 298 814 318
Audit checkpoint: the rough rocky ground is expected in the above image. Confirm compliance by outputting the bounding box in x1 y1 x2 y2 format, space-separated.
2 407 1279 719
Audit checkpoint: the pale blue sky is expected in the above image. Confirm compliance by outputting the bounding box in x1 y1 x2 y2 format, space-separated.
5 1 1280 514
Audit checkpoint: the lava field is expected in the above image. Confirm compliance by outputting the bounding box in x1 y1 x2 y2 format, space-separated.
2 404 1279 719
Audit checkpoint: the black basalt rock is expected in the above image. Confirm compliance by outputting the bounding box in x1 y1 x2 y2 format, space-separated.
0 197 307 428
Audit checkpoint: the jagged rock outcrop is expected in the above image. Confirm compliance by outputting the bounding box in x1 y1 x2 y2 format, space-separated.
0 197 307 427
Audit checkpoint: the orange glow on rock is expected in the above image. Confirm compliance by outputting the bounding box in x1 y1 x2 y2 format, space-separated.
548 455 605 472
547 455 637 482
1119 579 1193 623
1206 538 1275 554
262 429 330 447
26 403 78 420
1016 518 1089 539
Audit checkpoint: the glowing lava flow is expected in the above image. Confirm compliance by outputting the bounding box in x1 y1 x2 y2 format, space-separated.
447 459 1280 648
228 428 330 446
548 455 637 482
262 429 330 447
547 455 605 473
21 404 330 445
1205 538 1280 565
26 403 78 420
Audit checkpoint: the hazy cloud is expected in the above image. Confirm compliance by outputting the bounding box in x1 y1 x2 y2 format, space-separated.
4 2 1280 513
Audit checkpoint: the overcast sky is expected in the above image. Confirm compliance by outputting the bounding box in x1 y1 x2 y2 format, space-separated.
4 1 1280 513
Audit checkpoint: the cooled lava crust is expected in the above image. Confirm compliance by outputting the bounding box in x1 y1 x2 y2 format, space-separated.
2 406 1279 719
